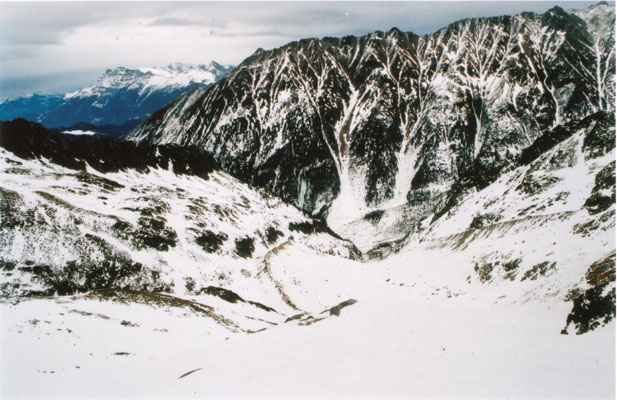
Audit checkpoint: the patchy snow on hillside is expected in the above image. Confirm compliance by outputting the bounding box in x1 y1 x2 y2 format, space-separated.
0 137 614 398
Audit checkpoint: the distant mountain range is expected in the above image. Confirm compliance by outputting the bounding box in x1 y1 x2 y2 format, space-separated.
0 62 232 131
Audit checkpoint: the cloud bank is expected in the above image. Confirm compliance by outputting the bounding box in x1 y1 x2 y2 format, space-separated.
0 1 600 98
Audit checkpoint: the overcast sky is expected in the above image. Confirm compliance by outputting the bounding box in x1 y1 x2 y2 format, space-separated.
0 1 602 99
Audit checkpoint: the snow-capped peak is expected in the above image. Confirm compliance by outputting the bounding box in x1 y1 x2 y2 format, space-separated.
64 62 231 100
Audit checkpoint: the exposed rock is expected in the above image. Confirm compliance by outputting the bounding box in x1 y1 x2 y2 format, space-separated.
126 6 615 237
563 253 616 335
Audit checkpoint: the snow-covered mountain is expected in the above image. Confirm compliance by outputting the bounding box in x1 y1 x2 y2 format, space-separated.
127 3 615 248
0 3 615 398
0 106 614 398
0 62 232 128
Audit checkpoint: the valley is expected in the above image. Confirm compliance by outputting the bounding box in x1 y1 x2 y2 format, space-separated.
0 2 615 398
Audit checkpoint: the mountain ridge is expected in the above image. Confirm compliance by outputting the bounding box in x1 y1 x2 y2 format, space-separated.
0 62 233 129
126 2 615 248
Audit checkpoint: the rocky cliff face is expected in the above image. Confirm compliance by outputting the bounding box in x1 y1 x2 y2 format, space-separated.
127 3 615 243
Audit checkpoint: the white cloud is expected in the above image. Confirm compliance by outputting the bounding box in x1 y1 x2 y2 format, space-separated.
0 1 601 98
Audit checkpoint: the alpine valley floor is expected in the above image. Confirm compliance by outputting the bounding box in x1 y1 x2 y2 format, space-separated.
0 121 615 398
1 252 614 399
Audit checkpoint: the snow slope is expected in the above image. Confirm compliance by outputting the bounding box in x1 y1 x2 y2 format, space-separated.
1 238 614 399
1 111 615 397
0 146 357 312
